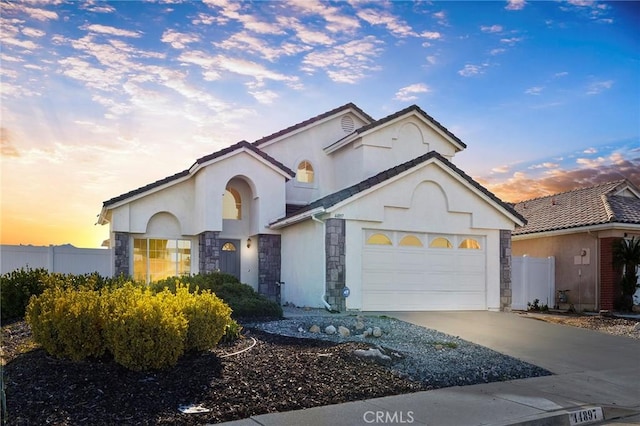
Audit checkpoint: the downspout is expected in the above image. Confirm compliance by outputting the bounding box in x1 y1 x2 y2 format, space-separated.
311 212 332 311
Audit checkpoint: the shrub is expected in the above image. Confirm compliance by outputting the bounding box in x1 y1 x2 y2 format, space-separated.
1 267 49 321
176 285 232 352
25 286 105 361
101 284 188 371
152 273 282 319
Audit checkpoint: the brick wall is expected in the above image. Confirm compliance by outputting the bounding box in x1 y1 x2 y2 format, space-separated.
198 231 221 273
499 230 512 311
258 234 282 303
114 232 129 277
325 218 346 312
600 237 621 310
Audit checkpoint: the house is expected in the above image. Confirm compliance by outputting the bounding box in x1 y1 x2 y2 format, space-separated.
97 103 525 312
511 180 640 311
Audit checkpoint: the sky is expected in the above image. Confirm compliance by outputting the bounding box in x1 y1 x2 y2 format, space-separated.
1 0 639 249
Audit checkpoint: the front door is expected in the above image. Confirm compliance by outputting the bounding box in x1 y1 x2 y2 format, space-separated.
220 239 240 279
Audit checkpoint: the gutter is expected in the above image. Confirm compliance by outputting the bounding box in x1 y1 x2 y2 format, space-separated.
269 207 326 230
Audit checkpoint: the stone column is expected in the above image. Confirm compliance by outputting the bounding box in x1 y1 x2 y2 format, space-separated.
258 234 282 303
199 231 221 273
325 218 346 312
114 232 130 277
499 230 512 311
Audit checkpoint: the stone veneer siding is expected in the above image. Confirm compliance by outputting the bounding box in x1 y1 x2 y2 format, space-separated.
199 231 221 273
325 218 346 312
499 230 512 311
114 232 130 277
258 234 282 303
600 237 621 311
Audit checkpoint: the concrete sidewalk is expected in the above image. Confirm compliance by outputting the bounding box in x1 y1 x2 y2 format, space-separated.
218 311 640 426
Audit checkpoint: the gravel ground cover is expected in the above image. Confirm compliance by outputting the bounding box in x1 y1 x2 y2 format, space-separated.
247 314 551 387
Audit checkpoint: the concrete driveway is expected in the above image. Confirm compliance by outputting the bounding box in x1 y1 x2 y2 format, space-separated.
378 311 640 375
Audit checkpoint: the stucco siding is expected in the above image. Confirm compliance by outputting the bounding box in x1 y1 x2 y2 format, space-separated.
513 233 598 310
280 219 326 308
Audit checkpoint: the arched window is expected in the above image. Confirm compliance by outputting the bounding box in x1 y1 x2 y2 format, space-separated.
223 188 241 220
366 233 392 245
399 235 423 247
296 160 314 183
429 237 452 248
222 242 237 251
459 238 481 249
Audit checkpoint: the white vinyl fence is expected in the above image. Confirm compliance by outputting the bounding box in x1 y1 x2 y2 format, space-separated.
511 255 555 310
1 245 112 276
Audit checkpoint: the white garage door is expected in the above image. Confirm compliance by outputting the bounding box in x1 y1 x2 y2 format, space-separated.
362 231 486 311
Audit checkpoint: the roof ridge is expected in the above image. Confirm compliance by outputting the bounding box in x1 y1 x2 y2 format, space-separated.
252 102 374 147
516 179 627 204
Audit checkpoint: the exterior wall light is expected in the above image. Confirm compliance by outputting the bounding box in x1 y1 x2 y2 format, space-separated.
247 238 252 248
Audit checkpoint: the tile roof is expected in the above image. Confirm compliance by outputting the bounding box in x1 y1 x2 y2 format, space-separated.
102 140 294 207
512 180 640 235
252 102 375 147
271 150 523 226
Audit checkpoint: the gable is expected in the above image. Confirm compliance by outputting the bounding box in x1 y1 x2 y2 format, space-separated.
270 151 524 230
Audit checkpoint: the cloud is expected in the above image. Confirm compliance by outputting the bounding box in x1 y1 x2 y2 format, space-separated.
525 86 543 95
458 63 487 77
586 80 613 95
215 30 312 61
500 36 523 46
505 0 526 11
395 83 430 102
576 156 605 168
357 8 415 37
288 0 360 33
1 128 21 157
249 89 279 104
554 71 569 78
529 162 559 169
491 165 510 173
81 24 142 38
420 31 442 40
161 29 200 49
433 11 448 26
481 25 503 33
490 48 506 55
584 147 597 154
22 27 46 38
300 36 384 84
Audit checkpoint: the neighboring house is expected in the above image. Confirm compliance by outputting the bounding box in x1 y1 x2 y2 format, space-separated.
511 180 640 311
97 103 525 312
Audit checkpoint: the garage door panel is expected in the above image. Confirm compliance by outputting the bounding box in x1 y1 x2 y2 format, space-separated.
362 232 487 311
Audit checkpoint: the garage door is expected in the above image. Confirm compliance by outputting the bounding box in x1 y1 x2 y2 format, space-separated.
362 231 486 311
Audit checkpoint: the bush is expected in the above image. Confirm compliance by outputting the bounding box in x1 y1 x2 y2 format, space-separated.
176 285 232 352
1 267 49 321
1 268 130 321
25 286 105 361
152 273 282 319
100 284 188 371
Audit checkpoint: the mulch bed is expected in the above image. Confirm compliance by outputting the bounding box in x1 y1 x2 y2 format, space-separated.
2 322 425 425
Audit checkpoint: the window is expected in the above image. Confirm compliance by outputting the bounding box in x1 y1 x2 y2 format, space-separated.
223 188 241 220
366 233 392 245
222 242 236 251
459 238 481 249
296 160 314 183
429 237 452 248
133 238 191 282
399 235 423 247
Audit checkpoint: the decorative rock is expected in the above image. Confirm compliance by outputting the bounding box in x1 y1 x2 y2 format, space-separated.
363 327 373 337
338 326 350 337
355 320 365 331
634 322 640 332
435 344 444 350
309 324 321 333
325 325 336 335
373 327 382 337
353 348 391 361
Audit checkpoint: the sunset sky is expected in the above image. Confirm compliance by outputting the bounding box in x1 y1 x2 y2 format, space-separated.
1 0 638 249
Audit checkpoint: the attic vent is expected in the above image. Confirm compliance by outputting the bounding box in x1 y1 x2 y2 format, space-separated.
341 115 355 133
